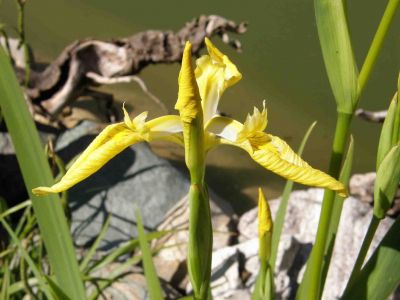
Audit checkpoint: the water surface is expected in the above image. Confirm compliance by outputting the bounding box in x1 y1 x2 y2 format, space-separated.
1 0 399 212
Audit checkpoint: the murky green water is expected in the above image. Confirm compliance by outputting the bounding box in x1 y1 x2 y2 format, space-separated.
1 0 399 212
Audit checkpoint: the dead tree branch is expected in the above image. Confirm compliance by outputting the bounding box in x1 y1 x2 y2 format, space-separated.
355 109 387 123
16 15 247 125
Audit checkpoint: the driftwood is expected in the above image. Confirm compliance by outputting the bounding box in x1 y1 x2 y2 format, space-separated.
356 108 387 123
12 15 247 126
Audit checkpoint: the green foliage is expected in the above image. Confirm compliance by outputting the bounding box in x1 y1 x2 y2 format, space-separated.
0 43 85 299
135 208 164 300
374 145 400 218
376 94 400 168
314 0 358 114
320 136 354 291
342 217 400 300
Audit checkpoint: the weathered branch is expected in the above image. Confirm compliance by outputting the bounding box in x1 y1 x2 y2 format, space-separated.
15 15 247 125
355 108 387 123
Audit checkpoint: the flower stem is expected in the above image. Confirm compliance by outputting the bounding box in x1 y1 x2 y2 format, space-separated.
345 215 380 289
188 182 212 300
16 0 30 86
357 0 400 97
297 112 352 299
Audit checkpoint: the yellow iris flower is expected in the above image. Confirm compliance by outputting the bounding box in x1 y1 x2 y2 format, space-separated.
33 38 347 197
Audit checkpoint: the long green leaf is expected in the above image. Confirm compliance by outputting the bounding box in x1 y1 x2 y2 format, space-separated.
89 229 172 273
341 216 400 300
0 200 31 220
45 276 71 300
374 145 400 218
0 45 86 299
270 121 317 270
320 136 354 291
376 94 399 169
135 208 164 300
80 214 112 273
315 0 358 114
0 262 10 300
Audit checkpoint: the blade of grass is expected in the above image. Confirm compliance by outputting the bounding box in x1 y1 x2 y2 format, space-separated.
357 0 400 96
80 214 112 273
86 255 143 300
135 208 164 300
297 112 352 300
0 45 86 299
320 136 354 293
0 218 53 299
89 229 173 273
45 275 71 300
0 262 10 300
341 215 400 300
9 278 39 296
270 121 317 270
0 200 31 220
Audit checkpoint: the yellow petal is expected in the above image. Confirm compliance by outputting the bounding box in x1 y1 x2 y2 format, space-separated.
207 114 347 196
237 101 268 144
252 134 347 197
147 115 184 145
175 41 202 124
205 116 242 142
32 123 144 195
195 38 242 123
258 187 273 238
123 104 148 133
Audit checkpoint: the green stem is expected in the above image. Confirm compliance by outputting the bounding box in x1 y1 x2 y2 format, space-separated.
346 215 380 289
16 0 30 86
297 112 352 299
188 183 212 300
357 0 400 96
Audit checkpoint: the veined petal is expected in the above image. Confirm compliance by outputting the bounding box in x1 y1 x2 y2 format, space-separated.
195 38 242 123
175 42 202 124
32 123 144 195
237 101 268 143
123 104 148 133
252 134 347 197
211 116 347 196
147 115 184 145
205 116 242 142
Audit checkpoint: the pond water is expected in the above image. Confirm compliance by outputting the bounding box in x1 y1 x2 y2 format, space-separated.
1 0 399 212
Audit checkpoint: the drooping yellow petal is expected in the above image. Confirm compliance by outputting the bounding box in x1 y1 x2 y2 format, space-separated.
175 41 202 124
32 123 145 195
195 38 242 123
207 109 347 196
252 134 347 197
258 187 273 238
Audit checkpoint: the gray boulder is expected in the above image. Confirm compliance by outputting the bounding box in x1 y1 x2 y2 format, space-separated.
206 188 395 300
55 120 190 250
